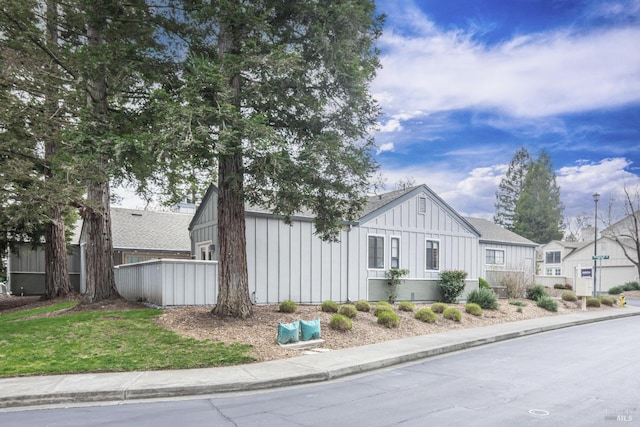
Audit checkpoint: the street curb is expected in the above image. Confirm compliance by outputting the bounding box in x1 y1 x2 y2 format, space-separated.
1 309 639 409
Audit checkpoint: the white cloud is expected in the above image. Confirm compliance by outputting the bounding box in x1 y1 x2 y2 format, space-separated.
376 142 395 154
373 7 640 118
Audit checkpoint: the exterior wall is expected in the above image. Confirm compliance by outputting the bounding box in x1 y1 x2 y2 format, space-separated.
8 244 81 295
367 278 479 302
114 249 191 265
114 259 217 306
537 241 575 277
189 190 218 259
478 242 536 286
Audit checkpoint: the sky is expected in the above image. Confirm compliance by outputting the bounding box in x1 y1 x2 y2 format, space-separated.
371 0 640 225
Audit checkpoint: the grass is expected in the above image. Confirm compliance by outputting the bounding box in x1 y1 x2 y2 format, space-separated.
0 301 253 377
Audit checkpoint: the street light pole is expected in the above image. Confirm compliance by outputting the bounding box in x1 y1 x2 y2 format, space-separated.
593 192 600 297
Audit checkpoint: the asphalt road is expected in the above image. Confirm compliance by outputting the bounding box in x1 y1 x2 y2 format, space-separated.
2 315 638 427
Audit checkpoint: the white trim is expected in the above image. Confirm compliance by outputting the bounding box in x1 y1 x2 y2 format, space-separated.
485 247 506 267
425 238 441 272
367 234 385 270
417 196 427 214
196 240 214 261
544 250 562 265
390 235 401 269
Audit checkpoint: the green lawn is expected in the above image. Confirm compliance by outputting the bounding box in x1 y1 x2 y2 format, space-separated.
0 301 253 377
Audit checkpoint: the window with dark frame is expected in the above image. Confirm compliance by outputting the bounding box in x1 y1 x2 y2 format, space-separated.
545 251 561 264
486 249 505 265
368 235 384 269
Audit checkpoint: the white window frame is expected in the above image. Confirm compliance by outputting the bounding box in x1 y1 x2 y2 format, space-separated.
485 248 505 266
196 241 214 261
390 236 401 269
425 238 441 272
367 234 385 270
418 196 427 214
545 250 561 264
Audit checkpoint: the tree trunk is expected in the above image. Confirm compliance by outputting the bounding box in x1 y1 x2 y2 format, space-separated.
212 12 253 318
82 180 119 303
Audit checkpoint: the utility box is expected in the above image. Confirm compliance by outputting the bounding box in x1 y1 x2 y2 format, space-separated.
575 267 593 297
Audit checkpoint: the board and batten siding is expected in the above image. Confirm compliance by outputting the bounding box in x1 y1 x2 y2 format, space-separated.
478 242 536 282
189 190 218 259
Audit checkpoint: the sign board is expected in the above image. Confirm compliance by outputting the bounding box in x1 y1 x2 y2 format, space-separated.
580 268 593 278
575 266 593 297
592 255 610 260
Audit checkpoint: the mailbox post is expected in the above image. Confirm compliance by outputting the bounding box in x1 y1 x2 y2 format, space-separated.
575 266 593 311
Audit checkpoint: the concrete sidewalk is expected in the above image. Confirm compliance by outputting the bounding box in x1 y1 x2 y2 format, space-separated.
1 306 639 410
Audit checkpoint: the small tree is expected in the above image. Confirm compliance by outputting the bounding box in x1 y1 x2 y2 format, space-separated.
385 268 408 303
438 270 468 303
494 146 532 230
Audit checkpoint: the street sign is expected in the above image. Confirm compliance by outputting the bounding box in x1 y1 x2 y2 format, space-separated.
592 255 610 260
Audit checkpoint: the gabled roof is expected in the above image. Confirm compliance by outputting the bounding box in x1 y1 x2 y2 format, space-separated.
110 208 192 251
464 217 537 247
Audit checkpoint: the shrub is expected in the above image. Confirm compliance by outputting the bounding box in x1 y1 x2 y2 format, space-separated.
536 295 558 312
465 303 483 316
499 271 529 298
355 300 371 312
516 306 523 313
385 268 409 303
564 284 573 290
377 310 400 328
279 300 297 313
466 287 498 309
608 286 624 295
509 300 527 307
561 291 577 302
525 285 547 301
374 301 394 317
329 314 353 331
443 307 462 322
414 308 437 323
623 281 640 291
431 302 448 313
553 284 565 290
398 301 415 312
599 296 615 306
586 297 601 308
478 277 490 289
438 270 468 303
338 304 358 319
321 300 339 313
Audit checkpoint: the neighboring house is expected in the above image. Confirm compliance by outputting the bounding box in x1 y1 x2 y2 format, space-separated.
190 184 483 304
463 217 537 287
79 208 193 292
536 240 582 286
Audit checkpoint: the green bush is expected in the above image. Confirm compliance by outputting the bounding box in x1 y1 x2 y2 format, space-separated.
536 295 558 312
414 308 437 323
443 307 462 322
561 291 577 302
586 297 601 308
338 304 358 319
599 296 615 306
478 277 490 289
553 284 565 290
525 285 547 301
279 300 297 313
509 300 527 307
623 281 640 291
431 302 448 313
321 300 339 313
398 301 415 312
466 287 498 309
374 301 393 316
377 310 400 328
385 268 409 303
516 306 523 313
608 286 624 295
329 314 353 331
355 300 371 312
465 303 483 316
438 270 468 303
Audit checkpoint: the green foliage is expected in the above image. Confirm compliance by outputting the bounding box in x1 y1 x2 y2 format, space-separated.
377 310 400 328
438 270 468 303
338 304 358 319
525 285 547 301
355 300 371 312
465 303 483 316
279 300 297 313
384 268 409 303
466 287 498 309
329 314 353 332
561 291 577 302
478 277 490 289
536 296 558 312
516 306 523 313
509 300 528 307
608 286 624 295
553 284 565 290
599 296 615 307
494 146 532 230
512 151 564 243
443 307 462 322
374 301 393 317
321 300 339 313
414 308 437 323
431 302 448 313
398 301 415 312
586 297 601 308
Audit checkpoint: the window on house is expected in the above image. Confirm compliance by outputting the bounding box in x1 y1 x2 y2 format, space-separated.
426 239 439 271
390 237 400 269
545 251 561 264
197 242 214 260
418 197 427 214
554 268 561 276
486 249 505 265
368 235 384 269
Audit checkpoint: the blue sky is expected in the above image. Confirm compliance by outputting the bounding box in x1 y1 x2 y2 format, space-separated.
371 0 640 224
